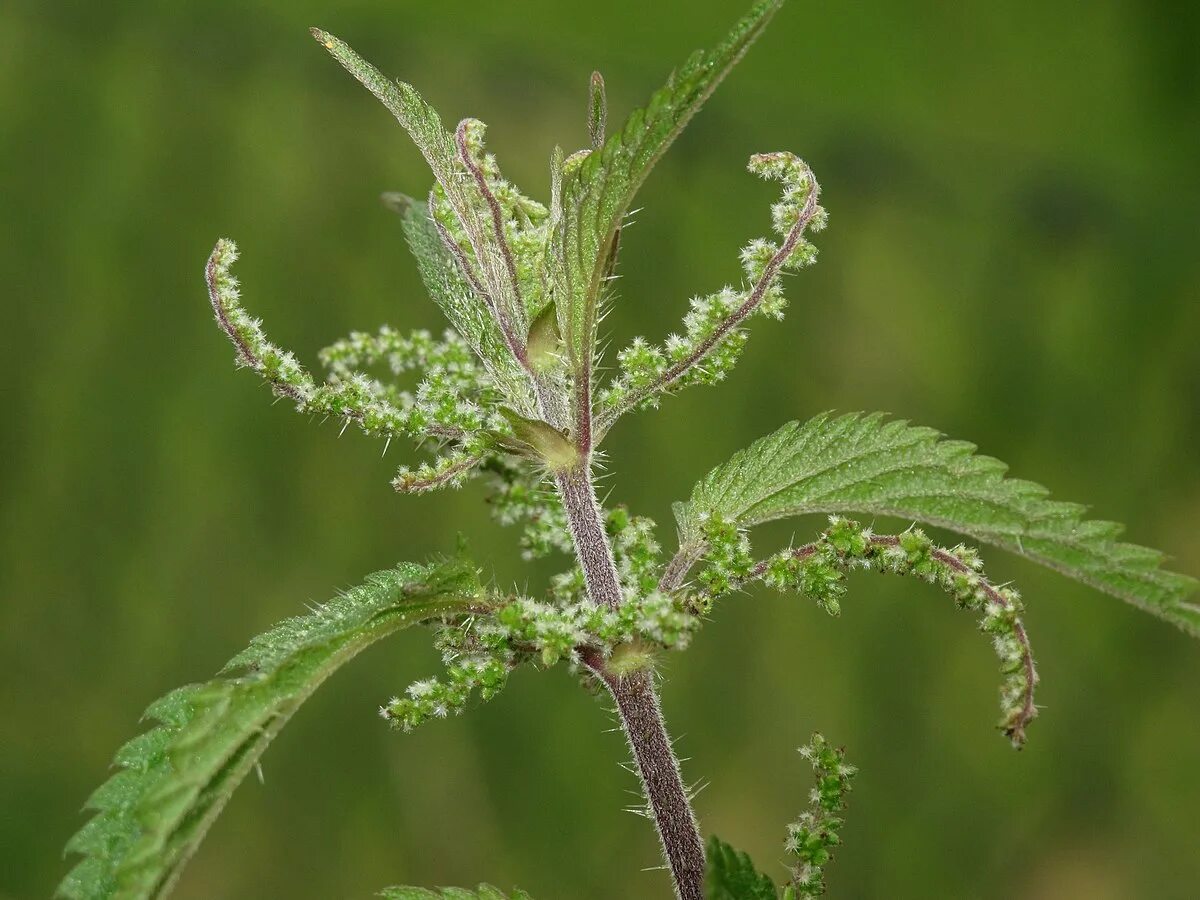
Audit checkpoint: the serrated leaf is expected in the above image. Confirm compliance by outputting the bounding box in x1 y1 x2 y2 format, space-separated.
676 412 1200 635
705 836 779 899
394 196 530 405
551 0 784 380
380 885 533 900
59 558 483 900
313 30 526 347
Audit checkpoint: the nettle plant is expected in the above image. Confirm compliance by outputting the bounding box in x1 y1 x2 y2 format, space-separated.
61 2 1199 899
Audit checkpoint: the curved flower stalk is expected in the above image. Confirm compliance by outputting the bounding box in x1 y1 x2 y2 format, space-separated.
696 516 1039 746
206 241 497 492
597 152 825 433
63 2 1197 899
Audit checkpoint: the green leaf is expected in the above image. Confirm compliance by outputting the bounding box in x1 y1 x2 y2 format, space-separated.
59 558 483 900
392 193 499 357
496 408 580 471
393 195 530 404
312 30 525 344
676 412 1200 635
551 0 784 377
705 836 779 899
526 301 561 374
380 885 533 900
587 71 607 149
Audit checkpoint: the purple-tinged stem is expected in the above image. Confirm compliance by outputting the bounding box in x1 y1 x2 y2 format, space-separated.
556 463 705 898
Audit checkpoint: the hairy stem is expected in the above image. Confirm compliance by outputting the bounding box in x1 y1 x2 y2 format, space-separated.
556 464 705 898
585 654 706 900
556 468 622 610
659 543 706 593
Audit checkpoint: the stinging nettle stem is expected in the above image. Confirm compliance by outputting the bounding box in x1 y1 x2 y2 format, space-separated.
555 467 622 610
556 462 705 898
585 655 706 900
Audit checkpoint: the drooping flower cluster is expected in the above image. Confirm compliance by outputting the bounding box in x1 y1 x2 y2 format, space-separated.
484 460 574 559
696 515 1039 745
382 620 512 732
207 241 516 492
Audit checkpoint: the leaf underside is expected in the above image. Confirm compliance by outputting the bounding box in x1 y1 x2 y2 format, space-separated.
553 0 784 372
59 559 482 900
396 196 529 400
677 411 1199 636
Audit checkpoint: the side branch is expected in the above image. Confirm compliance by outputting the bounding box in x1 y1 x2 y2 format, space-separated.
206 240 487 494
773 533 1039 745
206 241 309 404
597 165 820 435
393 453 486 494
207 240 411 436
688 519 1040 746
659 543 706 594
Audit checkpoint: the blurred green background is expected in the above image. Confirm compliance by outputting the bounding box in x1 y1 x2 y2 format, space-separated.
2 0 1198 897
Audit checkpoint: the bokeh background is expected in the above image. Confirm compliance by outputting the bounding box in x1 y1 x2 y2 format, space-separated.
2 0 1198 897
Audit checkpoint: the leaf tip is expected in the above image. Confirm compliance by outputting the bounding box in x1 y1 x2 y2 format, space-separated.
588 70 607 148
310 26 335 49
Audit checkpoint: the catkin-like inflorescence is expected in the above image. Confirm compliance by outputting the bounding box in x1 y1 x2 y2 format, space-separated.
485 460 575 559
382 589 700 731
786 734 856 899
381 483 693 732
695 515 1039 745
320 326 487 395
382 618 513 732
206 240 507 494
321 327 504 447
599 152 824 423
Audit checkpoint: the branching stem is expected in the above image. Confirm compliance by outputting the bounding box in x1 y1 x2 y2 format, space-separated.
556 463 705 898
